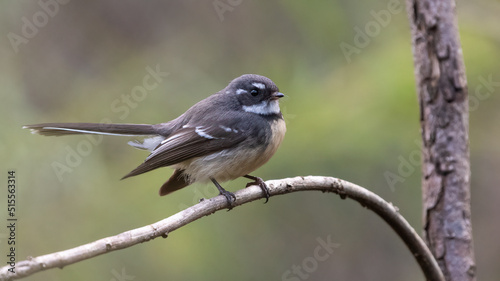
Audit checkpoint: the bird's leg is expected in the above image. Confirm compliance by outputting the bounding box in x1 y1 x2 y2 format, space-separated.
210 178 236 209
244 175 271 203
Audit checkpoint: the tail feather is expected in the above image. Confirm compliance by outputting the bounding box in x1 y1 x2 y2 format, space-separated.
158 169 191 196
23 123 158 136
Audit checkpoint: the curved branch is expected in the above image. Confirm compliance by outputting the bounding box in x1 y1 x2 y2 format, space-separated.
0 176 444 281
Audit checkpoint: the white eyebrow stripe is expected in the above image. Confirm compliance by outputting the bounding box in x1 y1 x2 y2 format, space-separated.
236 89 247 95
252 82 265 90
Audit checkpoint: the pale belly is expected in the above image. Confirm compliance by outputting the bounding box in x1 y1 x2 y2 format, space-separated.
176 118 286 183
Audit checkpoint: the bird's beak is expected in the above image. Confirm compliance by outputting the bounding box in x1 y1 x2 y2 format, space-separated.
271 92 285 100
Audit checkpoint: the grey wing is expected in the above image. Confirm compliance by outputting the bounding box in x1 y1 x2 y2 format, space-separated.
121 125 246 179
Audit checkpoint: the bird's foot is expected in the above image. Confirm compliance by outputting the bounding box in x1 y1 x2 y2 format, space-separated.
219 189 237 209
244 175 271 203
211 178 236 210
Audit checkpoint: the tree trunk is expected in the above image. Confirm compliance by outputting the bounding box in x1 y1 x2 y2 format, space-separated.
405 0 476 280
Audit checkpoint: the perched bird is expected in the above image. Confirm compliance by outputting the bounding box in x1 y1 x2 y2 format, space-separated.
24 74 286 207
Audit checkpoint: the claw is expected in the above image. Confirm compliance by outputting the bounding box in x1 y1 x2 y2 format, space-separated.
211 178 236 209
244 175 271 203
219 189 236 208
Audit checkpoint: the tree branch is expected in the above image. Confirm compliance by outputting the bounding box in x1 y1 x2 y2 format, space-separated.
0 176 444 281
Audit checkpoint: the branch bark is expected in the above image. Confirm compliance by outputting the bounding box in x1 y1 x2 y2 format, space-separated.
405 1 475 280
0 176 444 281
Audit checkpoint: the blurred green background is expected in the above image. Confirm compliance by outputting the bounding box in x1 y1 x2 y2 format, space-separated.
1 1 498 280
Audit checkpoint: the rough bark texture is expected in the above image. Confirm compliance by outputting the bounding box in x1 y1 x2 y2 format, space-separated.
405 0 475 280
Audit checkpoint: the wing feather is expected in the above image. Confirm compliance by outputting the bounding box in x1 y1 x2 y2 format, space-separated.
122 125 245 179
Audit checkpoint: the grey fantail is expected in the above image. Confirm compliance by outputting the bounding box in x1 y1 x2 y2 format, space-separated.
24 74 286 207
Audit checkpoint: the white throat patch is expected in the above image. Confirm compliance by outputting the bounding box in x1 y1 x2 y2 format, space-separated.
242 100 280 115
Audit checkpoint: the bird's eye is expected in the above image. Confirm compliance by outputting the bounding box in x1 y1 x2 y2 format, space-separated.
250 89 259 96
